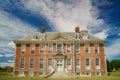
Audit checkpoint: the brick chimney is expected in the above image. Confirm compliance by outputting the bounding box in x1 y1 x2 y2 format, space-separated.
75 26 80 33
40 27 45 33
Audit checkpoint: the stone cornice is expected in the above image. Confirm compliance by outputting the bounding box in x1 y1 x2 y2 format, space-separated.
13 40 105 44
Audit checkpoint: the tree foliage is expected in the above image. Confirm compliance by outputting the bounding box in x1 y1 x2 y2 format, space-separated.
107 59 120 72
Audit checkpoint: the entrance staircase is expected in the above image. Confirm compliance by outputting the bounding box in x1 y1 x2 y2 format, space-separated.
50 71 73 78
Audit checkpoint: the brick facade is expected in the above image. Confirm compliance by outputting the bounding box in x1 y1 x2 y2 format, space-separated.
13 27 107 77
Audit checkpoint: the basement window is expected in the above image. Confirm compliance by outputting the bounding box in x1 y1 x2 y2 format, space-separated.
76 72 80 76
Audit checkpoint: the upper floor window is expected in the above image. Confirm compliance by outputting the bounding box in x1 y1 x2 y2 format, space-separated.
94 44 99 53
30 58 34 68
48 58 52 69
75 44 80 53
40 44 45 53
85 44 89 53
83 35 88 40
20 58 24 69
66 44 71 53
21 45 26 53
40 34 46 40
30 45 35 53
39 59 44 69
67 59 71 69
57 44 62 53
76 59 80 69
48 44 53 53
86 58 90 69
32 35 38 40
74 34 80 40
95 58 100 69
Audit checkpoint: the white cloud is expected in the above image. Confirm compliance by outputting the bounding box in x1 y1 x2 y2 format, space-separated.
21 0 109 39
0 62 14 67
106 39 120 60
0 54 4 57
4 53 14 57
94 29 109 39
0 10 37 57
8 41 15 48
8 60 14 63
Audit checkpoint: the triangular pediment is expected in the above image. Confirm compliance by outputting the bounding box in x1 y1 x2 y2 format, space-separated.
51 33 69 40
52 35 68 40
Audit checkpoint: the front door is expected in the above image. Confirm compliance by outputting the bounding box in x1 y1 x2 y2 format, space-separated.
56 60 63 72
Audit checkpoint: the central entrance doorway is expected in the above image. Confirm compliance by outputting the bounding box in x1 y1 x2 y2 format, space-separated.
56 59 63 72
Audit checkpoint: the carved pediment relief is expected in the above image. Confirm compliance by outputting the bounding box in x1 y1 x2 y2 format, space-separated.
52 34 68 40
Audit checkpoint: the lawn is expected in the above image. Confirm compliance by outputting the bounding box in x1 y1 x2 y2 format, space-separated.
0 71 120 80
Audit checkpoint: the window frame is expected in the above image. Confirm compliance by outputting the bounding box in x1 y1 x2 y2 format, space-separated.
48 44 53 53
56 44 63 53
94 44 99 53
66 44 71 53
30 58 34 69
67 58 71 70
40 44 45 53
21 44 26 53
39 59 44 69
86 58 90 69
75 58 80 69
84 44 90 53
20 58 24 69
74 44 80 53
48 58 52 69
95 58 100 69
30 45 35 53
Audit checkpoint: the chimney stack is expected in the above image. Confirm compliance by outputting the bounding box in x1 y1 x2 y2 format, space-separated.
40 27 45 33
75 26 80 33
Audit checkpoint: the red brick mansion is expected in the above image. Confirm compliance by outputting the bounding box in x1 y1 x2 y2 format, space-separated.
13 27 107 77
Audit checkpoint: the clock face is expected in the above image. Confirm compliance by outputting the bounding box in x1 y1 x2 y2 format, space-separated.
83 35 88 40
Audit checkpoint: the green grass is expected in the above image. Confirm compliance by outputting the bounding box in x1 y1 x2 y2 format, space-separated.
0 71 120 80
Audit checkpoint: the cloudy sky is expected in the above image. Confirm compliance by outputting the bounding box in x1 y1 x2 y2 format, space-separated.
0 0 120 67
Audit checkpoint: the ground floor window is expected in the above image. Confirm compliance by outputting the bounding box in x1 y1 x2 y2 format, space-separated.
29 71 34 76
96 72 101 76
86 72 91 76
76 72 80 76
39 72 43 76
18 71 24 76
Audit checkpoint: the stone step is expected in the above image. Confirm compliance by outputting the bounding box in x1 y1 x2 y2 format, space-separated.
50 71 74 78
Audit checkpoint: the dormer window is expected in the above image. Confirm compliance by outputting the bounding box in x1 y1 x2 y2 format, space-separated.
74 34 80 40
40 34 46 40
32 35 38 40
83 35 88 40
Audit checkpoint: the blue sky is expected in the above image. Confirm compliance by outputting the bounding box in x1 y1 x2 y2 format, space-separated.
0 0 120 67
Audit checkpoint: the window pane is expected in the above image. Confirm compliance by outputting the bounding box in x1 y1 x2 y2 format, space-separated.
40 44 45 53
66 44 71 53
30 58 34 68
76 59 80 69
48 44 52 53
21 45 25 53
67 59 71 65
57 44 62 52
96 58 99 66
20 58 24 68
48 58 52 69
85 44 89 53
75 44 79 53
40 59 43 69
95 44 99 53
31 45 35 53
86 58 89 66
